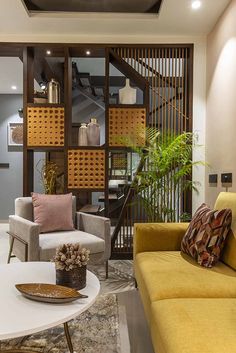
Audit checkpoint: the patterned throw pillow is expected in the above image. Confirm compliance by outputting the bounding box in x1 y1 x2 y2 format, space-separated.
181 203 232 268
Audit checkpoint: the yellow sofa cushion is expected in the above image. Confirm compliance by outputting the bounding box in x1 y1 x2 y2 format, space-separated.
151 298 236 353
135 251 236 321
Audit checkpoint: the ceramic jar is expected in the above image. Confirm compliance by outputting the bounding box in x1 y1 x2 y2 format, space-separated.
119 78 137 104
87 118 100 146
47 78 60 104
78 123 88 146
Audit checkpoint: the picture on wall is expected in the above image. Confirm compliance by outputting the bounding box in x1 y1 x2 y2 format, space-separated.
8 122 23 146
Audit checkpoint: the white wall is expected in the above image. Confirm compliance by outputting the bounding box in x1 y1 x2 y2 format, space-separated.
206 0 236 207
0 95 23 221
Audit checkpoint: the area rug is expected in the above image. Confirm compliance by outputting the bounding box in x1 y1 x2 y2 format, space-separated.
89 260 135 295
0 294 121 353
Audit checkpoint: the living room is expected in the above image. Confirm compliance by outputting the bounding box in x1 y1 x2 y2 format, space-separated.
0 1 236 352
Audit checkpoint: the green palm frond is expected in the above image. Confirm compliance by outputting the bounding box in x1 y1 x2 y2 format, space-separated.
129 129 205 222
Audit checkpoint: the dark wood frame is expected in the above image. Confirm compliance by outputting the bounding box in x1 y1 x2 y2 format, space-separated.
0 42 194 258
7 232 28 263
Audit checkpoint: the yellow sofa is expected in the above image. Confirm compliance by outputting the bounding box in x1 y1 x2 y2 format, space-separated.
134 192 236 353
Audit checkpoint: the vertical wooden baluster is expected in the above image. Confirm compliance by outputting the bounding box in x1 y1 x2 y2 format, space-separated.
141 48 144 77
167 48 171 220
154 49 156 129
126 207 129 252
131 48 134 70
185 48 188 132
153 49 156 219
172 48 176 221
157 49 160 131
178 47 182 221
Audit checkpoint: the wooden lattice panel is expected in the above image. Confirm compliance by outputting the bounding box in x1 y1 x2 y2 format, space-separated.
68 149 105 189
27 107 64 146
109 108 146 147
111 153 127 169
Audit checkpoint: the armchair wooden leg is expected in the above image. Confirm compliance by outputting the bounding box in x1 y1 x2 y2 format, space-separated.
7 235 14 264
105 260 109 279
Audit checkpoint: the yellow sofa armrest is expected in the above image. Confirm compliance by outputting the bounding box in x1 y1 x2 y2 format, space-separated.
134 222 189 257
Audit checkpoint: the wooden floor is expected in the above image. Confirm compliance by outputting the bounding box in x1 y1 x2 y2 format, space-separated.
118 290 155 353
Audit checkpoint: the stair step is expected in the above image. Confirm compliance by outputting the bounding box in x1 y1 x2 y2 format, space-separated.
98 194 119 202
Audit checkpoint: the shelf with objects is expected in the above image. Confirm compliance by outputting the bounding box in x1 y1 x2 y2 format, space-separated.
21 43 193 258
23 45 149 215
23 46 66 196
64 48 149 217
105 48 149 227
24 47 147 213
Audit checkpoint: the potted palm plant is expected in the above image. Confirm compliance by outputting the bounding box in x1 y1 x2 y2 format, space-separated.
128 129 203 222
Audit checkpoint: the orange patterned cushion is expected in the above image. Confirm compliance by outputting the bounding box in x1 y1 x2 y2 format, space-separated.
181 203 232 268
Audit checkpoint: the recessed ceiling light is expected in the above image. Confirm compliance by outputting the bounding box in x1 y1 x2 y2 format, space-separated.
86 50 91 56
11 85 17 90
46 50 51 55
192 1 202 10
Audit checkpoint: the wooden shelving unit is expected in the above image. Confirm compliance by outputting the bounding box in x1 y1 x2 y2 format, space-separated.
20 43 193 258
23 46 149 217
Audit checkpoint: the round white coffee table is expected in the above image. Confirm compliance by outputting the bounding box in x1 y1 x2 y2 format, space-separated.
0 262 100 353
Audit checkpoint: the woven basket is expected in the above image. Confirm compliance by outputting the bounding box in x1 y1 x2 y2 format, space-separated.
56 266 87 290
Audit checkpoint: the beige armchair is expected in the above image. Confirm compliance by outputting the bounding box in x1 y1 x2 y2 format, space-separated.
8 196 111 278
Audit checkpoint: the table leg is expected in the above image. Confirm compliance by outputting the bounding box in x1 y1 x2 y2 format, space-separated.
63 322 74 353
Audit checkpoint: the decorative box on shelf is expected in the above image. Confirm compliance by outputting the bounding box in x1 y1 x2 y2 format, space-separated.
27 105 64 147
109 107 146 147
67 149 105 190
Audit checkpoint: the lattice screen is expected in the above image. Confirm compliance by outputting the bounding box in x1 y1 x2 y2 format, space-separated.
68 149 105 189
110 46 193 257
27 107 64 146
109 108 146 147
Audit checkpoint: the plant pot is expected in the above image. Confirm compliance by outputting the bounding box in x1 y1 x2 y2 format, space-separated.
56 266 87 290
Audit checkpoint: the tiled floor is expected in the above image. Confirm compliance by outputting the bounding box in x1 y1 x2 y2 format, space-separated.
0 223 154 353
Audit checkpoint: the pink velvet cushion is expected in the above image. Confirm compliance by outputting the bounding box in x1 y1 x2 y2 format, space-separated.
31 193 74 233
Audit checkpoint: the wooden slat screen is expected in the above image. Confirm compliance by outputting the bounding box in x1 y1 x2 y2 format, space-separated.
111 46 193 257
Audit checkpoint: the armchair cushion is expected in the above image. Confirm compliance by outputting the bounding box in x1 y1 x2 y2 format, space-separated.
32 193 74 233
39 230 104 261
15 195 77 224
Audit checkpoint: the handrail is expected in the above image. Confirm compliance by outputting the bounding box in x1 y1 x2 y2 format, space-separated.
116 50 187 120
149 93 182 116
137 58 176 89
151 86 188 120
111 155 146 250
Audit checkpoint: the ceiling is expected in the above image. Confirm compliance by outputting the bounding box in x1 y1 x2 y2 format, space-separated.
22 0 163 14
0 0 231 94
0 0 231 41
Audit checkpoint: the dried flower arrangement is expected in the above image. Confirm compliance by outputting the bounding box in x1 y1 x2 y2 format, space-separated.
53 243 90 271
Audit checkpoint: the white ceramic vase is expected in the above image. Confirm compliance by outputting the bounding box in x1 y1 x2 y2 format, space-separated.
119 78 137 104
78 123 88 146
87 118 100 146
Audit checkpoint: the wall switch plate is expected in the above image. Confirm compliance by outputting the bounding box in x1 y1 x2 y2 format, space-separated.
0 163 9 169
221 173 232 184
209 174 217 184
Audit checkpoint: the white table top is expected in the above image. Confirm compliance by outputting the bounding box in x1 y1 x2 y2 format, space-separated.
0 262 100 340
